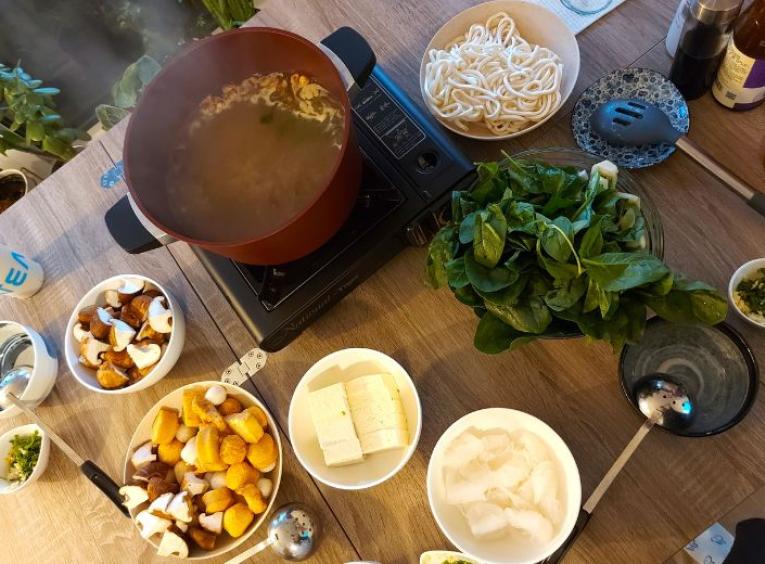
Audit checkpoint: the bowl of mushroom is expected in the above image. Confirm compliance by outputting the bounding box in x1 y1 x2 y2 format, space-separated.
120 382 282 559
64 275 185 393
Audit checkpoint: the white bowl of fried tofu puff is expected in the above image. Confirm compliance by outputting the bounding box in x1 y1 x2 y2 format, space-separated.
121 382 282 559
64 274 185 394
289 348 422 490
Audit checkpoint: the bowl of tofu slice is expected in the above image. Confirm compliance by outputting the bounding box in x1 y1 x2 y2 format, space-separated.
288 348 422 490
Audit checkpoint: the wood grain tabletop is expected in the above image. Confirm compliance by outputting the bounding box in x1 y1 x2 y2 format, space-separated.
2 0 765 563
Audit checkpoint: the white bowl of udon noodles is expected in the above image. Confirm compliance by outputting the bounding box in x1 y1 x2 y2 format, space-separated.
420 0 580 140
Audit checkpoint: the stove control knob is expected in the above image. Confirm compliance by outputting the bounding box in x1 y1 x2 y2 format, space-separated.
405 223 430 247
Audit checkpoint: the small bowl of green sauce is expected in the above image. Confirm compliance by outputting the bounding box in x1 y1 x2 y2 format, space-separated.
729 258 765 329
0 424 50 494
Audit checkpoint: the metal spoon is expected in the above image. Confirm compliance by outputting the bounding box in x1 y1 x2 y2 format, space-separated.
0 366 31 410
590 99 765 218
544 374 693 563
225 503 321 563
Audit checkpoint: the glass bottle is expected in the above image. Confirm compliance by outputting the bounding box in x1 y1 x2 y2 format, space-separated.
713 0 765 109
669 0 743 100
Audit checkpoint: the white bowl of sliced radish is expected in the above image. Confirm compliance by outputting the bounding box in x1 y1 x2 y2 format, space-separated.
427 408 581 564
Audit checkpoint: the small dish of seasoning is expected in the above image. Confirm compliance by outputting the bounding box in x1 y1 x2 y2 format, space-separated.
729 259 765 328
0 423 50 494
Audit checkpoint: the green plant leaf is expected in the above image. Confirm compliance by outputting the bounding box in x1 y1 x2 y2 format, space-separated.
578 218 604 259
485 296 552 334
459 211 477 244
540 216 574 263
544 276 587 312
26 120 44 142
446 257 469 289
454 284 482 307
474 312 519 354
471 161 504 204
473 204 507 268
464 250 519 293
42 134 76 161
582 252 669 292
478 276 528 307
96 104 131 130
640 277 728 325
425 226 457 289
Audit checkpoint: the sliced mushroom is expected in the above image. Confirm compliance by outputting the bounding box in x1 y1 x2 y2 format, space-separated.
148 491 175 518
198 512 223 535
79 336 111 369
131 441 157 469
90 307 113 340
147 476 179 502
148 296 173 334
133 460 172 483
130 294 153 322
72 323 90 344
77 304 98 326
256 477 273 499
127 343 162 370
135 510 171 540
120 485 149 510
167 491 193 523
120 304 143 329
103 349 135 370
188 527 217 551
174 520 189 533
96 361 129 389
180 436 198 466
117 278 145 303
157 530 189 558
136 320 165 343
181 472 209 497
103 289 123 309
175 424 197 444
209 471 227 490
109 319 136 352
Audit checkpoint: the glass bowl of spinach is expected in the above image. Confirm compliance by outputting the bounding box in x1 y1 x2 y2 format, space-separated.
426 147 727 353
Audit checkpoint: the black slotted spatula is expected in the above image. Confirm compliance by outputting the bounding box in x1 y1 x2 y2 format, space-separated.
591 99 765 218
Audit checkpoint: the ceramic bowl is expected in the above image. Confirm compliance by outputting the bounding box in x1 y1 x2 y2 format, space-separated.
123 381 282 559
64 274 185 394
728 258 765 329
419 0 580 140
0 321 58 419
427 408 581 564
0 423 51 494
420 550 480 564
289 348 422 490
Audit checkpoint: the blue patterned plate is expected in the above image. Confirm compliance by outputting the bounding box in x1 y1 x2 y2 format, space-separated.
571 68 690 169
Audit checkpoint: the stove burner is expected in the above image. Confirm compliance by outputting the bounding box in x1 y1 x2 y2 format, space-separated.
234 161 405 310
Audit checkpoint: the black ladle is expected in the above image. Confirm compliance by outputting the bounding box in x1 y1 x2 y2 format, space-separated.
543 374 694 563
590 99 765 218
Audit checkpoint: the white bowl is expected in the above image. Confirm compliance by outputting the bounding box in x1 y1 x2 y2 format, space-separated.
0 423 51 494
419 0 580 140
123 381 282 559
288 348 422 490
728 258 765 329
0 321 58 419
420 550 480 564
427 408 581 564
64 274 186 394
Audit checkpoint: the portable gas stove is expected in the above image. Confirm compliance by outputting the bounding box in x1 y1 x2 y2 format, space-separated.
194 65 475 351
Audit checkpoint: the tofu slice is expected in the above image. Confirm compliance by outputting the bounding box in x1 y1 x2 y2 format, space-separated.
308 382 364 467
346 373 409 455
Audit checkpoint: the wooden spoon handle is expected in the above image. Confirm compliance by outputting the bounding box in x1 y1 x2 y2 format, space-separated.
675 136 758 204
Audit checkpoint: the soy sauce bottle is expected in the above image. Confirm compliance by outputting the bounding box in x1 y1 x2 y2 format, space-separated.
669 0 742 100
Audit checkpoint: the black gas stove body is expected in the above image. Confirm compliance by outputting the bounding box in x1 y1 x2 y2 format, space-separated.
194 64 475 351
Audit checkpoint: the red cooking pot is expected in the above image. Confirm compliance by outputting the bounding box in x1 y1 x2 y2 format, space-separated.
106 27 375 265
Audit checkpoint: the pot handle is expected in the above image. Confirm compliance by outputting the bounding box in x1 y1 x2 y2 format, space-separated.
320 27 376 92
105 194 176 254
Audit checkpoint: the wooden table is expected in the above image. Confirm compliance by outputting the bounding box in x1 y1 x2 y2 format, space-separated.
1 1 764 562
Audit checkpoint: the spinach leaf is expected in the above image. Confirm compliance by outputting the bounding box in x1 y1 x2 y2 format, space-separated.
506 201 538 234
452 191 477 223
472 162 504 204
459 211 477 244
426 225 457 289
464 250 519 292
474 312 520 354
473 204 507 268
544 276 587 311
446 257 469 289
479 276 529 307
453 284 483 307
578 218 604 259
582 252 669 292
540 216 575 263
640 277 727 325
486 296 552 334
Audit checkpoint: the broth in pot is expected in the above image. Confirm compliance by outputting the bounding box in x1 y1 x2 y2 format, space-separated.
167 72 346 243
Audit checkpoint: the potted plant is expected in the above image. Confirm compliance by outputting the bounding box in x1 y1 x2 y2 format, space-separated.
0 169 29 214
0 63 89 163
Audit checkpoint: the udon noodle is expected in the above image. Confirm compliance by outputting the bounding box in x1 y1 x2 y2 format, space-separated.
423 12 563 135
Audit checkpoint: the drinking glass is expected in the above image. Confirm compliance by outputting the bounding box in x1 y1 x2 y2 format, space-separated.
560 0 613 15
